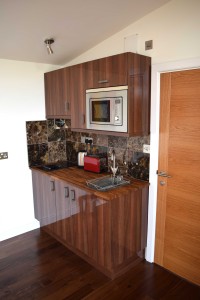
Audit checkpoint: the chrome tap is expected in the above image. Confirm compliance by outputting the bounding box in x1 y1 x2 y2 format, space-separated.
110 149 118 178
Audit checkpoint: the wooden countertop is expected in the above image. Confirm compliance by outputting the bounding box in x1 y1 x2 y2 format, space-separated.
30 166 149 200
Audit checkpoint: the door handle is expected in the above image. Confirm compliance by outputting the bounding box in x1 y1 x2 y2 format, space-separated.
157 171 172 178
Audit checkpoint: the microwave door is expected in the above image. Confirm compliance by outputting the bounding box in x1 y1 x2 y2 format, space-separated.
90 98 111 125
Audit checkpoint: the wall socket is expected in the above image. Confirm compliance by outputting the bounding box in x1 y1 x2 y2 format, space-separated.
143 144 150 154
0 152 8 160
81 136 93 144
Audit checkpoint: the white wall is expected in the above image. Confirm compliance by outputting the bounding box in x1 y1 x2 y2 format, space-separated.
0 59 59 241
66 0 200 66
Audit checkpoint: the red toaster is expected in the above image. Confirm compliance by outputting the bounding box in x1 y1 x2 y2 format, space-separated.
84 155 107 173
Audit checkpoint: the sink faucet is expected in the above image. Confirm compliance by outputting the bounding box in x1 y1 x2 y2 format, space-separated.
110 149 118 178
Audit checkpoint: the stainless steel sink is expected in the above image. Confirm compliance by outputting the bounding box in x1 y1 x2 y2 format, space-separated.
86 175 130 191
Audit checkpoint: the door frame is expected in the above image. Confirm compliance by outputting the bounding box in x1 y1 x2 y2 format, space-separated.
146 57 200 262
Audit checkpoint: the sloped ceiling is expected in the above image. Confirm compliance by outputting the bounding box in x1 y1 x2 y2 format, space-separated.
0 0 170 65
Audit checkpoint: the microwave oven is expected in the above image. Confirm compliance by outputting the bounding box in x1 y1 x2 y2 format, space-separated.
86 86 128 132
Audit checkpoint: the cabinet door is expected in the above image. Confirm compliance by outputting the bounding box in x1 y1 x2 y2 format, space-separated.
53 179 87 247
70 64 86 129
70 192 111 264
32 170 56 227
70 188 148 274
54 179 73 244
110 189 148 267
127 53 151 135
69 185 87 251
85 53 128 89
80 195 111 266
44 67 71 118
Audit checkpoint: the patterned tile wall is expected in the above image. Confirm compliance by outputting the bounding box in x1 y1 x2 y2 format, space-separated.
26 119 150 180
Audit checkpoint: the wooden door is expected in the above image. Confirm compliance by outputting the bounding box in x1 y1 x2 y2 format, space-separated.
154 69 200 286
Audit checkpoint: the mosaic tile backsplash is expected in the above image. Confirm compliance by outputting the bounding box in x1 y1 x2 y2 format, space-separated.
26 119 150 181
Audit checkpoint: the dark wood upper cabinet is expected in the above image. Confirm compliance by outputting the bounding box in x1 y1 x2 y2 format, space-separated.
127 53 151 136
44 52 151 136
44 67 71 118
69 64 86 129
70 53 151 135
85 53 128 88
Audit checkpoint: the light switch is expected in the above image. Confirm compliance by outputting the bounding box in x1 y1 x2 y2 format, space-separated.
145 40 153 50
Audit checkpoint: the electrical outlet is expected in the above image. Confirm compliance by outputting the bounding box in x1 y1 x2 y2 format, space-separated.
85 137 93 144
0 152 8 160
81 136 93 144
81 136 86 143
143 144 150 153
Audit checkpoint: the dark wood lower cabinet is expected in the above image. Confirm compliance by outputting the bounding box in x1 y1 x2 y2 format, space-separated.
32 169 149 279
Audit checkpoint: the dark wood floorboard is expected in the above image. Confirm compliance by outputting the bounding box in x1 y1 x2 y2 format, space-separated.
0 229 199 300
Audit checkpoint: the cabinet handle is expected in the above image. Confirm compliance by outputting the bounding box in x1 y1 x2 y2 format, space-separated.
64 187 69 198
98 80 108 84
71 190 75 201
65 101 70 111
82 114 85 125
50 181 55 191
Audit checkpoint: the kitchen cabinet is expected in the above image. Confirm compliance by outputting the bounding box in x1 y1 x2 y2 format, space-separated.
44 67 71 118
55 178 87 248
71 191 148 279
32 170 86 244
44 52 151 135
70 52 151 135
31 168 149 279
53 179 74 245
32 169 94 253
32 170 57 233
127 53 151 136
69 64 86 129
84 53 128 89
69 53 128 130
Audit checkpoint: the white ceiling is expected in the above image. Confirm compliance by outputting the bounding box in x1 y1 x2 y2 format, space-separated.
0 0 170 65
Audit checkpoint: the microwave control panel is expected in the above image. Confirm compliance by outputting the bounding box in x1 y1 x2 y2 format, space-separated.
114 98 122 125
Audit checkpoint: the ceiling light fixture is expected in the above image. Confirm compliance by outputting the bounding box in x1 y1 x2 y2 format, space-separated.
44 38 54 55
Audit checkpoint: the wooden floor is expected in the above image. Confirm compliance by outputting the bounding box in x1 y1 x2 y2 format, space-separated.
0 229 199 300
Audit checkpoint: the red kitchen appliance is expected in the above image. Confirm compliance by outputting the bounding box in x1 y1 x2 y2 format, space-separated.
84 154 108 173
